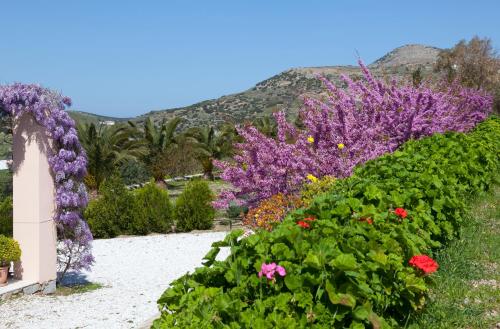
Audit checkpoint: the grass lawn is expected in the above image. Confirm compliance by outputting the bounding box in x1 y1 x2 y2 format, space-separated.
409 183 500 329
54 282 105 296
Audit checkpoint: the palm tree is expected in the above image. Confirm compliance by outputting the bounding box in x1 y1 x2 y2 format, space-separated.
130 117 183 181
187 125 235 180
141 117 181 154
77 122 146 189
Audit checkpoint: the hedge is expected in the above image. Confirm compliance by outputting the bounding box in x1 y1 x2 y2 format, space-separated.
153 118 500 328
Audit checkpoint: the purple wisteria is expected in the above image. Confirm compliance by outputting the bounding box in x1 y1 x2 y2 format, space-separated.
215 62 493 209
0 84 93 277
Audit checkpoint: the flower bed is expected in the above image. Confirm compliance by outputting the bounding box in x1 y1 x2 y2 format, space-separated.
153 118 499 328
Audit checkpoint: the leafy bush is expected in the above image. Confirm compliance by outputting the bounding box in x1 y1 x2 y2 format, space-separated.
119 160 151 185
0 235 21 267
131 181 173 234
0 197 12 237
244 193 303 231
174 180 215 232
0 169 12 199
85 175 139 238
85 176 175 237
300 175 336 207
154 118 499 328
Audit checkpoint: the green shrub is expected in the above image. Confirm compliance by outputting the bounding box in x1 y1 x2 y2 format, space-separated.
154 118 500 328
174 180 215 232
226 201 247 220
0 197 13 237
0 235 21 267
300 175 337 207
131 181 173 234
0 169 12 199
119 160 151 185
85 175 139 238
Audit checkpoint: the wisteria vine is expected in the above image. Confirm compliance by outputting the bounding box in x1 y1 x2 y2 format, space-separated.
215 62 493 208
0 84 93 278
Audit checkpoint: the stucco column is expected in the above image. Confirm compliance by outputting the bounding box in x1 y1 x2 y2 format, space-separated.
12 113 57 284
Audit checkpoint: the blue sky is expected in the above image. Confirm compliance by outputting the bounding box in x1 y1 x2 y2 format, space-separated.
1 1 499 117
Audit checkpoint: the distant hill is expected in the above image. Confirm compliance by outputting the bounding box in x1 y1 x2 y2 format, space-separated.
68 111 129 126
4 44 443 132
131 44 441 130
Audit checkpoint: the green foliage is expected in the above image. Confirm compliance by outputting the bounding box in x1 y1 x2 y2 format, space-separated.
0 170 12 200
119 160 151 185
77 122 146 189
132 181 173 234
0 196 13 237
153 118 500 328
174 180 215 232
85 176 174 238
85 175 137 238
0 235 21 267
300 175 337 207
186 125 237 179
226 202 247 219
139 117 182 181
409 184 500 328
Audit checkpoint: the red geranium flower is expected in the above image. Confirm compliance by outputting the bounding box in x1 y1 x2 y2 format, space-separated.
394 208 408 218
303 216 316 221
409 255 439 274
297 221 310 229
359 217 373 224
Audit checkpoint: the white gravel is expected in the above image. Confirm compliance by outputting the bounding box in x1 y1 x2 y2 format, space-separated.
0 232 229 329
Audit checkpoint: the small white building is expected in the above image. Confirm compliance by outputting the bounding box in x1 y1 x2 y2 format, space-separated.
99 120 115 126
0 160 8 170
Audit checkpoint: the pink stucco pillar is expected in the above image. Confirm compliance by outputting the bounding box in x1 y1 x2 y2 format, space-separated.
12 113 57 284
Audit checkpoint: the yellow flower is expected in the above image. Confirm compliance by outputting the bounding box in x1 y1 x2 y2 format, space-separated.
307 136 315 143
337 143 345 150
242 163 248 170
306 174 318 183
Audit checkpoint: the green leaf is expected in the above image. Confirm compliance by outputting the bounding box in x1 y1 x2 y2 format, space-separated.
349 321 365 329
331 253 358 271
368 250 388 265
325 281 356 308
303 252 322 269
353 305 370 320
364 184 382 200
284 274 302 291
202 247 220 267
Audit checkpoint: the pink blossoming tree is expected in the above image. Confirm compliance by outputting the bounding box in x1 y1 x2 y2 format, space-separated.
215 62 492 209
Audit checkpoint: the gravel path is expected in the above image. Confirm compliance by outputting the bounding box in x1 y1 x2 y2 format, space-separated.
0 232 229 329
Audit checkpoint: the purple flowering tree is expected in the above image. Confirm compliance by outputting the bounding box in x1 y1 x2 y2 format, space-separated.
215 62 493 209
0 84 93 279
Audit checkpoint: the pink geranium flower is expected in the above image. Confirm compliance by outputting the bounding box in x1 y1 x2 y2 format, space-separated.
258 262 286 281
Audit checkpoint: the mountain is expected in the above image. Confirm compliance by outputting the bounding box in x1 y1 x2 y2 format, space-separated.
370 44 441 69
68 44 442 130
68 111 129 126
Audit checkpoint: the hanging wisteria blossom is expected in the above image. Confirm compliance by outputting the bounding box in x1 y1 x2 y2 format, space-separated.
0 83 93 278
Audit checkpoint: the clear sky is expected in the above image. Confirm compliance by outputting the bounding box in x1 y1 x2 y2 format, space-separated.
1 1 499 117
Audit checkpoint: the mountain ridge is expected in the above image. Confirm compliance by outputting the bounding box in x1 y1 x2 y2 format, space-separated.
70 44 442 129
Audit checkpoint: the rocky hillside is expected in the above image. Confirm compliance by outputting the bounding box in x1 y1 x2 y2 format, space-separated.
62 44 441 130
133 44 441 130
